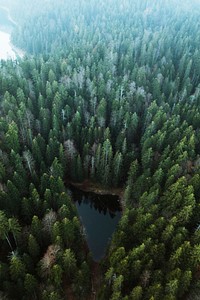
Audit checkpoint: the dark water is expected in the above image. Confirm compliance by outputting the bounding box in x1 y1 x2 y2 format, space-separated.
69 186 122 261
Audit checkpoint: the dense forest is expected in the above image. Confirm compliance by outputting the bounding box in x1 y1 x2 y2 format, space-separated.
1 0 200 299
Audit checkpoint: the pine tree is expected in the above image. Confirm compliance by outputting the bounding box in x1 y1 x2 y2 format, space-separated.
5 122 20 153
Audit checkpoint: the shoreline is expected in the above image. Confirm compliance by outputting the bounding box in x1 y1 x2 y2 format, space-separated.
0 30 24 60
0 6 24 60
10 41 25 59
67 179 125 211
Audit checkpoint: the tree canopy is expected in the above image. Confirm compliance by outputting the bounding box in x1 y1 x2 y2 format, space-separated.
0 0 200 298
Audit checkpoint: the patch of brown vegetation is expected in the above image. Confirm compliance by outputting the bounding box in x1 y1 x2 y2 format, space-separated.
39 244 60 278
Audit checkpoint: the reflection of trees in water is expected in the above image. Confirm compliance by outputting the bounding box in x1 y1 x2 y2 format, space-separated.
71 187 121 216
109 212 116 219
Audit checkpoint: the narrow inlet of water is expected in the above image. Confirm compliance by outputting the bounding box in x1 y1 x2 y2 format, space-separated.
69 186 122 261
0 6 23 60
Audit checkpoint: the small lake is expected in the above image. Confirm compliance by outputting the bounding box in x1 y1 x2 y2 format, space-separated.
70 186 122 261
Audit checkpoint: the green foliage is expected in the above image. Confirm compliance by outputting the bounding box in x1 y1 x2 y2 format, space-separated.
62 248 77 278
9 254 26 281
0 0 200 298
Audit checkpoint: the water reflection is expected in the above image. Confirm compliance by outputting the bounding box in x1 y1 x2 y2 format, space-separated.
72 186 121 215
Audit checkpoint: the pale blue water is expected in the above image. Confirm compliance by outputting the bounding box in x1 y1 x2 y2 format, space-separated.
0 7 23 60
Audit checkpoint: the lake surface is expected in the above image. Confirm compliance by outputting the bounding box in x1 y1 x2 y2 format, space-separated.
0 31 16 60
0 6 21 60
70 186 122 261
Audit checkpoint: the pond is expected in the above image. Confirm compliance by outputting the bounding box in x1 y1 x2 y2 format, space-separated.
69 186 122 261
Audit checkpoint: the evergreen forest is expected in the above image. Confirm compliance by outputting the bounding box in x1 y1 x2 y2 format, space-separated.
0 0 200 299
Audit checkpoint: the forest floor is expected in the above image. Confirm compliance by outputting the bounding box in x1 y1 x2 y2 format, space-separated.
68 179 125 211
90 261 102 300
64 284 76 300
64 261 102 300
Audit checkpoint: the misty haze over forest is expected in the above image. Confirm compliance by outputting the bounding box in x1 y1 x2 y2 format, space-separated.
0 0 200 299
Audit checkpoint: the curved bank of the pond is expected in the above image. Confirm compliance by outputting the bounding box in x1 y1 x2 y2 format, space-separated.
68 180 125 211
